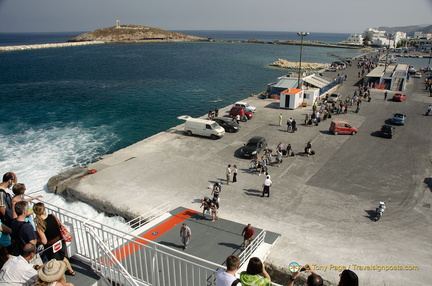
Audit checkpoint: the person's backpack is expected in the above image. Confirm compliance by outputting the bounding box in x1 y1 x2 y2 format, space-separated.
231 278 241 286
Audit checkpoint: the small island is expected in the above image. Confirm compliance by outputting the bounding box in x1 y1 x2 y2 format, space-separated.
68 22 207 43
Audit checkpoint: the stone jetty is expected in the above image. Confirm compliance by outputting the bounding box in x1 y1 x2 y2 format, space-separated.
0 41 105 52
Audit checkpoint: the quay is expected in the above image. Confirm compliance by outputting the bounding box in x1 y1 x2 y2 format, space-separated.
0 41 105 51
48 58 432 285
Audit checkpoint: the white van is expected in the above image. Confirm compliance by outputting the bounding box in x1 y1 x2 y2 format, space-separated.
184 117 225 139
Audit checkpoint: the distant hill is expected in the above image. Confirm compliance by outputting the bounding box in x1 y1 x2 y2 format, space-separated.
68 25 207 43
377 24 432 36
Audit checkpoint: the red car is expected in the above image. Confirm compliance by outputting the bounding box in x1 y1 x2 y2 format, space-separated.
229 106 253 120
392 93 406 102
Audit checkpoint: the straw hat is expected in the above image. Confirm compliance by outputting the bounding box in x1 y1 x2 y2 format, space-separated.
38 259 67 282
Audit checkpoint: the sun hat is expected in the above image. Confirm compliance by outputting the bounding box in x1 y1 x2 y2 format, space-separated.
38 259 67 282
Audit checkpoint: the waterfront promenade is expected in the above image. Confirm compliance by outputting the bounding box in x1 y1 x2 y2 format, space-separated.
48 61 432 285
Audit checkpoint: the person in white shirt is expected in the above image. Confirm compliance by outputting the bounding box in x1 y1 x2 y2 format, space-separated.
0 243 39 286
216 255 241 286
262 176 272 198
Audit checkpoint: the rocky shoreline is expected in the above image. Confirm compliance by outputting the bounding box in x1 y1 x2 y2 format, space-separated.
0 41 105 52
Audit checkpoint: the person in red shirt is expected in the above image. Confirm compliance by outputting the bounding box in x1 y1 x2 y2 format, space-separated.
241 224 254 249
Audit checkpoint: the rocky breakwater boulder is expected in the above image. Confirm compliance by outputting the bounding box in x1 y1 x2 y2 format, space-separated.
68 25 207 43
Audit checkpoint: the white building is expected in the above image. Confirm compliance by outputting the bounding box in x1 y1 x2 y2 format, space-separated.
341 34 364 46
362 28 406 48
414 32 432 40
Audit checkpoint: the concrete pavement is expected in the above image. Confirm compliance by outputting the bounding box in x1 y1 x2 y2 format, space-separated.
48 59 432 286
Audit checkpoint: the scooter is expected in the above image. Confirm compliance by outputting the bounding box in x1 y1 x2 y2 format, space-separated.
374 202 386 221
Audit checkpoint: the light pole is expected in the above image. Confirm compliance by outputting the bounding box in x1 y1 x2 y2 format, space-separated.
297 32 309 89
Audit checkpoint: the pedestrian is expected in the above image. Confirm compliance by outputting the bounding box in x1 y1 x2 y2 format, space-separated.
262 175 272 197
235 114 240 124
426 105 432 116
384 91 388 100
259 156 266 176
210 202 219 222
211 183 221 206
232 165 238 183
226 164 232 185
241 224 254 249
286 118 292 132
292 119 297 133
278 113 283 126
305 141 312 157
216 255 241 286
286 144 293 157
276 149 283 167
276 141 283 152
214 108 219 117
239 257 271 286
180 223 191 250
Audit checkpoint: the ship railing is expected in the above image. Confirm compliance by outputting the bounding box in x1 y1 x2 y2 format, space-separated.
126 202 171 229
238 229 266 267
39 199 225 286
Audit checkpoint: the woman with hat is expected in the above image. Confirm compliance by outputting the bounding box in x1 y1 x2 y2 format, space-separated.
35 259 74 286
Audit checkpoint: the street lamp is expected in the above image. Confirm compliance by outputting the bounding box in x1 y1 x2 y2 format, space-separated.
297 32 309 89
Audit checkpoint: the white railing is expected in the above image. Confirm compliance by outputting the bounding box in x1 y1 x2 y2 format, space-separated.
239 230 267 267
37 199 225 286
126 202 171 229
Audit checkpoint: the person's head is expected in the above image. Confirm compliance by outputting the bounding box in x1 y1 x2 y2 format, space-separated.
307 273 323 286
246 257 263 275
22 243 37 260
266 176 270 179
14 201 28 217
338 269 358 286
233 165 237 168
228 164 231 168
12 183 26 196
247 223 251 229
226 255 240 271
182 223 187 229
33 202 46 216
37 259 67 283
2 172 17 188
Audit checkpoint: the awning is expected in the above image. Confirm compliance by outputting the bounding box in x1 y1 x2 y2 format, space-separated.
303 75 331 88
274 77 298 89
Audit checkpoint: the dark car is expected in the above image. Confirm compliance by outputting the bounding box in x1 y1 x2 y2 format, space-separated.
241 136 267 158
212 117 240 133
392 93 406 102
380 124 395 138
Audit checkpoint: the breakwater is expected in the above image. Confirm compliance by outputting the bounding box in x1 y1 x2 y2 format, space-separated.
0 41 105 51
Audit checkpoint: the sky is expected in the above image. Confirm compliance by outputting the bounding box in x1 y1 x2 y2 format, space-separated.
0 0 431 34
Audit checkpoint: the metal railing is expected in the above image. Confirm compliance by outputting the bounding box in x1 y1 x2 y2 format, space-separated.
126 202 171 229
37 199 226 286
239 230 266 267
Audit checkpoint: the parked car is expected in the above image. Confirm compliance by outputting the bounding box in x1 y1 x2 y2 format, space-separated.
212 117 240 133
234 101 256 112
392 93 406 102
329 120 358 135
229 106 253 120
392 113 406 125
380 124 395 139
325 67 337 72
327 93 341 103
241 136 267 158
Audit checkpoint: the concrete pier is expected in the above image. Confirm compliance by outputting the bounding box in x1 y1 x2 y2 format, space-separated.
0 41 105 52
47 61 432 285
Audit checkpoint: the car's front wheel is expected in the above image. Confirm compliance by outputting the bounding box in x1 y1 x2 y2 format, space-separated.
186 130 192 136
351 131 357 135
211 134 217 140
334 131 339 135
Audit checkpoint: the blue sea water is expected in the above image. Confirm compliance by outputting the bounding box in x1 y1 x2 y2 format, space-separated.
0 31 366 220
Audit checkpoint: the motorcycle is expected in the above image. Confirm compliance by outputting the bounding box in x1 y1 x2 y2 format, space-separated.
374 202 386 221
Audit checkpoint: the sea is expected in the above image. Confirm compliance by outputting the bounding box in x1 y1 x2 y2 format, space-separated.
0 30 429 226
